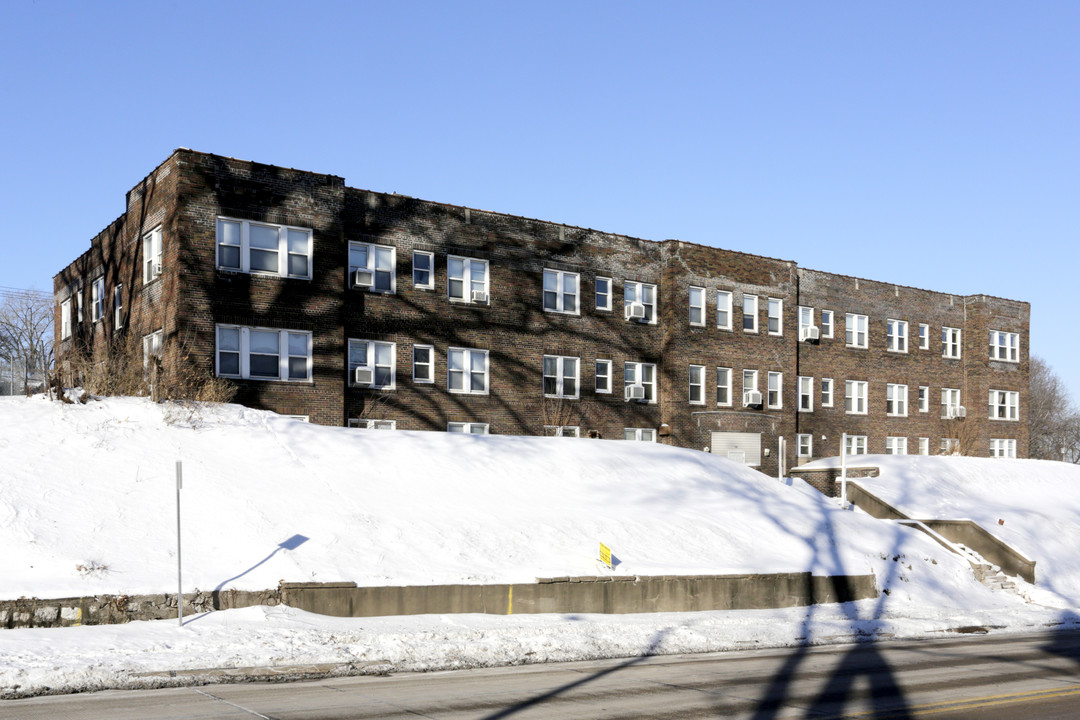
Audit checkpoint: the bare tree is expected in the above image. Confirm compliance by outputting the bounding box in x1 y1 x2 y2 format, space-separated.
1029 356 1080 461
0 288 53 395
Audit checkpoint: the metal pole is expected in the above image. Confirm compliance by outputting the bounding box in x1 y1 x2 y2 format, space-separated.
777 436 785 480
840 433 848 506
176 461 183 627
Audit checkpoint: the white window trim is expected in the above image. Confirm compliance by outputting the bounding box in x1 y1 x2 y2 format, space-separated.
412 250 435 290
624 361 658 403
349 339 397 390
91 277 104 322
113 285 123 329
349 241 397 294
942 326 962 359
918 323 929 349
845 313 868 349
845 435 868 456
447 347 490 395
595 359 613 394
989 390 1020 422
941 388 962 419
886 319 908 354
742 294 759 333
689 286 706 327
76 291 83 323
624 281 658 324
624 428 657 442
845 380 868 415
798 306 815 337
689 365 706 405
447 255 490 305
543 355 580 399
886 383 908 417
350 419 397 430
798 376 814 412
919 437 930 455
60 299 72 339
989 331 1020 363
768 298 783 336
543 269 581 315
143 226 163 283
767 371 783 409
216 216 313 280
448 422 489 434
919 386 930 413
821 310 834 339
797 433 813 458
990 438 1017 458
412 344 435 383
717 290 733 331
821 378 834 407
142 329 164 368
716 367 733 407
544 425 580 438
885 437 908 455
595 277 613 312
215 325 313 382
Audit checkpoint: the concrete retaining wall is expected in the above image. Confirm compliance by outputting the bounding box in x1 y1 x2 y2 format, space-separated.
1 573 877 629
918 520 1036 584
789 466 880 497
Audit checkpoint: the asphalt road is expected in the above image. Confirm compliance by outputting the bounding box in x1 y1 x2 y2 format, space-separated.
6 629 1080 719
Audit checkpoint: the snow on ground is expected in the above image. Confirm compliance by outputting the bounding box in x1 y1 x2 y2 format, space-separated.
805 454 1080 606
1 395 1078 698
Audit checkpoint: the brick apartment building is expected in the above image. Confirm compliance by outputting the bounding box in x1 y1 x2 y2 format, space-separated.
54 149 1030 476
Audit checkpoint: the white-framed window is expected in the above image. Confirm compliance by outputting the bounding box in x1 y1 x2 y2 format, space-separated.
941 438 960 455
767 371 783 409
60 299 72 339
918 323 930 349
716 367 732 406
885 437 908 455
821 310 834 338
412 250 434 290
845 380 868 414
797 433 813 458
845 313 868 348
412 344 434 383
595 359 612 394
348 339 396 389
142 329 164 367
844 435 868 456
989 390 1020 421
448 422 488 434
990 438 1017 458
216 325 312 382
689 365 705 405
768 298 783 335
624 361 657 402
798 376 813 412
448 347 489 394
76 291 83 322
886 383 908 417
543 355 579 399
216 217 312 279
544 425 580 438
624 428 656 442
717 290 733 330
595 277 612 311
448 256 489 304
919 386 929 413
350 419 397 430
689 286 706 326
990 331 1019 362
942 327 962 359
624 281 657 323
918 437 929 456
143 226 163 283
91 277 104 322
543 269 580 314
113 285 123 329
941 388 962 418
742 294 759 333
798 306 814 338
349 241 396 293
821 378 834 407
886 319 908 353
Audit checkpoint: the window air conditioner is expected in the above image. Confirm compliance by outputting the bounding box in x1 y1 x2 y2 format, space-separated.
471 289 489 303
799 326 820 342
354 367 374 385
625 302 646 321
743 389 763 407
353 269 374 288
152 261 163 276
955 406 967 419
625 384 646 401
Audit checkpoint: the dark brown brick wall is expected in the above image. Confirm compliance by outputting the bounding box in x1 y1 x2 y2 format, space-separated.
54 149 1031 476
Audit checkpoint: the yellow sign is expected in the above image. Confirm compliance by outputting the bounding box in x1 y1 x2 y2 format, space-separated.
599 542 612 569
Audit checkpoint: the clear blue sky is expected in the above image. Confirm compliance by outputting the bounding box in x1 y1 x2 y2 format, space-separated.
2 2 1077 393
